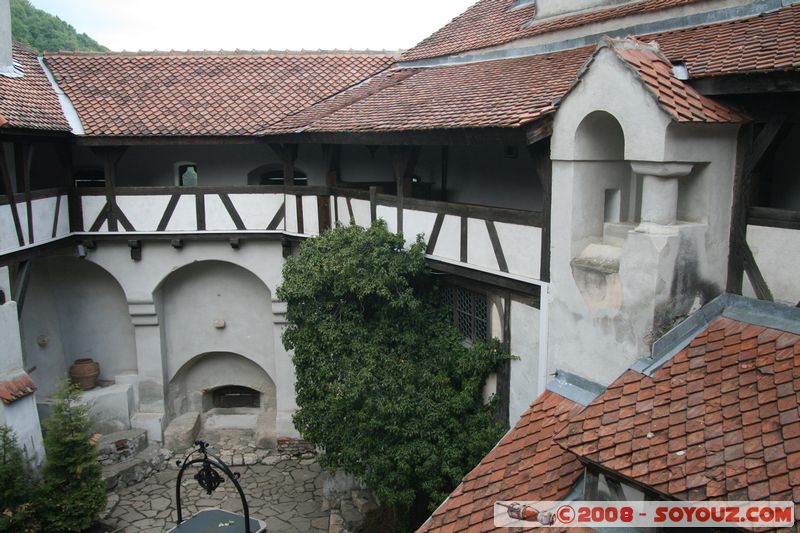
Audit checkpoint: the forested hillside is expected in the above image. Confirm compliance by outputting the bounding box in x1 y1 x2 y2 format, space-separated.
10 0 107 53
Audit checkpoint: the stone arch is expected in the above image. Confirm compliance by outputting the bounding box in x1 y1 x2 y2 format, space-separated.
20 256 137 397
153 259 276 396
167 351 277 447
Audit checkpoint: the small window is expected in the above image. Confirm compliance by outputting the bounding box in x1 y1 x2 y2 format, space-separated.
247 163 307 186
443 285 489 343
175 162 198 186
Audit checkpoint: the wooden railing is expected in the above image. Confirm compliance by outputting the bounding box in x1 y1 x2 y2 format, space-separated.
0 185 545 283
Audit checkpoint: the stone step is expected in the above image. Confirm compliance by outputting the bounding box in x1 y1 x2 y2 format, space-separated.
102 444 173 491
97 428 148 466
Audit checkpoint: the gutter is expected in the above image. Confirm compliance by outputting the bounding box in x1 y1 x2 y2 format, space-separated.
38 56 84 135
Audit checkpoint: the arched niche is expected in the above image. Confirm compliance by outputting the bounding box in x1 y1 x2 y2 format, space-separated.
153 260 275 383
166 351 276 418
574 110 625 161
167 351 277 446
20 256 137 397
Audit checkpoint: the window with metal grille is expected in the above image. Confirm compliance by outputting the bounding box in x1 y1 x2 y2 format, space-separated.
443 285 489 343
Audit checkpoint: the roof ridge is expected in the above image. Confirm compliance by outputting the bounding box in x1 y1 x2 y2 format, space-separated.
44 49 400 58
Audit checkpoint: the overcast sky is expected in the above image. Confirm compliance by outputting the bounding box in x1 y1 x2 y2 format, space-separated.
29 0 475 52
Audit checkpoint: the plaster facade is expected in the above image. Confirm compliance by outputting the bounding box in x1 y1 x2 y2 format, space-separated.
547 47 739 385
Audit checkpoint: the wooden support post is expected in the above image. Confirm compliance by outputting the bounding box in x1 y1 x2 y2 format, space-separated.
390 146 420 235
268 143 299 185
727 118 786 295
495 293 512 428
440 146 449 202
322 144 341 187
0 145 24 246
535 148 552 283
93 146 127 232
13 260 31 316
57 144 83 232
14 142 33 244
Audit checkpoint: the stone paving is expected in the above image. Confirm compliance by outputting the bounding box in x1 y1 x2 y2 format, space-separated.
102 430 331 532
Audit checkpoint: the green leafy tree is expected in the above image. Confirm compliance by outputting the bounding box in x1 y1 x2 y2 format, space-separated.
277 221 507 527
10 0 107 53
0 426 39 532
41 380 106 532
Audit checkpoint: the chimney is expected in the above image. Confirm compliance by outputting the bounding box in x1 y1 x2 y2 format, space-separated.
0 0 14 74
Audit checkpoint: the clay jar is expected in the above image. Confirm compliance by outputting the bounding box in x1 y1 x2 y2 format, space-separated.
69 358 100 390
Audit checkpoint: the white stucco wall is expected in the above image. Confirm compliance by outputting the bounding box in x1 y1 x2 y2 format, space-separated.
508 299 540 425
547 47 739 386
21 257 138 397
745 225 800 306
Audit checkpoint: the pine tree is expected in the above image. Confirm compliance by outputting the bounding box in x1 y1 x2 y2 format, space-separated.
41 381 106 532
0 426 39 532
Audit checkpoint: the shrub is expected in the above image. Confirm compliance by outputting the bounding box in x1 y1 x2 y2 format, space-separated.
41 380 106 532
0 426 39 532
278 221 507 527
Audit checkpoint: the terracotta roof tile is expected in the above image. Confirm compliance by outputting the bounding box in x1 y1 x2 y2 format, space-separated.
44 52 395 137
556 316 800 505
0 373 37 404
268 48 587 134
402 0 707 62
417 390 584 533
0 43 70 132
271 4 797 134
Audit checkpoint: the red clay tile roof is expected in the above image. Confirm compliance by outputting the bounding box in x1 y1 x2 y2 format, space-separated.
0 372 37 404
268 48 588 134
418 390 585 533
270 5 796 134
0 43 70 132
401 0 707 62
43 52 395 137
555 316 800 507
653 3 800 78
596 38 747 122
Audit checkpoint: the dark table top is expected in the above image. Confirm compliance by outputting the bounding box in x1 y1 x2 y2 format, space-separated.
166 509 265 533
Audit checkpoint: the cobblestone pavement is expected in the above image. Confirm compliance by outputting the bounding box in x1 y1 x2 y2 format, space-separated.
104 442 330 532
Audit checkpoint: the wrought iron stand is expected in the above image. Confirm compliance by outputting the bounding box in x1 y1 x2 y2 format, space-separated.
168 440 265 533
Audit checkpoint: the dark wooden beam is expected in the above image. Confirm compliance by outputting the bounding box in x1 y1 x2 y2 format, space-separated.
741 239 773 302
322 144 341 187
390 146 420 235
14 142 33 243
460 216 468 263
429 258 541 298
266 202 285 231
485 220 509 273
691 72 800 96
219 193 246 230
268 143 299 185
56 145 83 232
425 214 444 255
727 119 786 294
261 127 529 146
524 116 553 146
93 146 127 232
0 146 24 246
496 293 512 428
531 141 552 282
157 194 181 231
12 260 31 316
51 194 61 238
748 206 800 230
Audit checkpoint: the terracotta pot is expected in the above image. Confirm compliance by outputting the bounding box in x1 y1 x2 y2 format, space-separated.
69 358 100 390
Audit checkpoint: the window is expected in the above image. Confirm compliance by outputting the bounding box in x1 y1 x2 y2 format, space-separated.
175 162 198 186
443 285 489 343
247 163 307 186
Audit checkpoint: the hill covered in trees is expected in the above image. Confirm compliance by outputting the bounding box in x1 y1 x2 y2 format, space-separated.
11 0 107 53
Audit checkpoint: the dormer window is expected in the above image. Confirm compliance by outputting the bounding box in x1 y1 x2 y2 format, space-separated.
175 162 198 186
